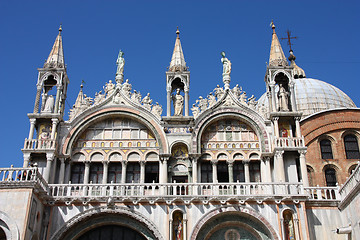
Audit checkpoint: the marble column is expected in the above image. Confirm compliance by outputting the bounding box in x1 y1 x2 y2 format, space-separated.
43 153 54 183
121 161 127 183
28 119 36 139
184 89 189 116
289 82 297 111
274 150 285 182
59 158 66 184
51 118 59 139
295 117 301 138
84 161 90 184
298 150 309 187
33 87 42 113
140 161 145 183
167 91 171 117
267 91 273 112
270 83 277 112
273 117 279 137
262 157 272 182
192 157 198 183
102 161 109 184
65 161 71 183
54 85 62 114
23 153 31 168
227 161 234 183
211 160 218 183
243 160 250 183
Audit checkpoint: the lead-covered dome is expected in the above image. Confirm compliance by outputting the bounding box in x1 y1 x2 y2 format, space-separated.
257 78 356 118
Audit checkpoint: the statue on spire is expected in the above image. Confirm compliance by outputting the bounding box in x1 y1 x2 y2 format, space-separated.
116 50 125 84
221 51 232 75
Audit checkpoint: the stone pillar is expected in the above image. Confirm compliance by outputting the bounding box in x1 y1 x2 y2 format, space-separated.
295 117 301 137
260 158 266 182
59 158 66 184
23 153 31 168
274 150 285 182
211 160 218 183
289 82 297 111
184 89 189 116
298 150 309 187
84 161 90 184
243 160 250 183
273 117 279 137
54 85 62 114
192 157 198 183
227 161 234 183
51 118 59 139
262 157 272 182
102 161 109 184
140 160 145 183
267 91 273 112
43 153 54 183
121 161 127 183
270 83 277 112
167 90 171 117
41 93 47 112
28 119 36 139
33 87 42 113
65 161 71 183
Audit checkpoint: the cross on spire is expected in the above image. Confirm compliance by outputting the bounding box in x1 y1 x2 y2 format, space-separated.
281 30 298 51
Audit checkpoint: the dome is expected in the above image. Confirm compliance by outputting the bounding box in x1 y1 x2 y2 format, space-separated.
257 78 356 118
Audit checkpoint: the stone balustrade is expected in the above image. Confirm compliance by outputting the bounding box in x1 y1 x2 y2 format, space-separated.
274 137 305 148
48 182 306 204
23 138 56 151
339 162 360 199
304 186 340 201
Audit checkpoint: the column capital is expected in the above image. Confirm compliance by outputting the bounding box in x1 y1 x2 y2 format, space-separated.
84 160 91 165
294 116 301 121
139 160 146 166
226 159 234 165
275 150 284 158
46 153 55 161
102 160 109 165
121 160 128 166
262 156 271 162
242 159 250 165
211 159 218 165
30 118 36 124
298 149 307 156
159 154 171 162
51 118 59 124
272 116 279 121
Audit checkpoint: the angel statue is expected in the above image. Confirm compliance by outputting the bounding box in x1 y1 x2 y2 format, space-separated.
221 51 231 75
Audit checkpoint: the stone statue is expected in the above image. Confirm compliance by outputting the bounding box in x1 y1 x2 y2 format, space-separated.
122 79 132 98
131 90 142 104
208 93 217 107
43 95 54 113
151 102 163 118
191 104 200 118
104 80 115 97
198 96 208 112
83 94 93 107
278 83 290 111
239 91 247 105
142 93 152 110
221 51 232 75
116 50 125 75
172 88 184 116
214 85 224 99
232 84 242 99
94 91 105 105
248 95 257 109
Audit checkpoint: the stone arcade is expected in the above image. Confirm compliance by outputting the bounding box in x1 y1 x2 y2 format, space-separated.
0 23 359 240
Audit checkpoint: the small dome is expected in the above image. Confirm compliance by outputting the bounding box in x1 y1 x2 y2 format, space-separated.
257 78 356 118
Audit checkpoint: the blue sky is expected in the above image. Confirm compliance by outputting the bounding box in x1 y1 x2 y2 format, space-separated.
0 1 359 167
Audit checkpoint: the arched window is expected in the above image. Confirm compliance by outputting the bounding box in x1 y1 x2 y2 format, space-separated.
348 164 357 176
320 139 333 159
249 162 261 182
201 161 212 183
145 162 159 183
324 167 337 186
90 163 103 183
126 162 140 183
344 134 360 159
233 161 245 182
172 211 184 240
71 163 84 183
217 161 229 182
108 163 122 183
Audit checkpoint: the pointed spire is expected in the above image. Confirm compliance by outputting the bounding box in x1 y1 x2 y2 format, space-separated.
169 27 187 72
268 21 288 67
44 25 65 68
74 82 84 108
289 50 306 78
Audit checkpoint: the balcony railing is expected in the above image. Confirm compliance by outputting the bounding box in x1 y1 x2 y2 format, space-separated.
23 138 56 151
274 137 305 148
339 162 360 199
304 186 340 201
48 182 306 203
0 167 48 193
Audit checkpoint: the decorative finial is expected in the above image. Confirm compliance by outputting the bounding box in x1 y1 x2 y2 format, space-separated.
270 20 275 33
176 27 180 38
59 24 62 33
81 79 85 89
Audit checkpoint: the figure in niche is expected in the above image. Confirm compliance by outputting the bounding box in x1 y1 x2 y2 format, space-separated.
39 125 51 148
278 83 290 111
172 211 183 240
284 211 296 240
172 88 184 116
104 80 115 97
221 51 232 75
142 93 152 110
43 95 55 113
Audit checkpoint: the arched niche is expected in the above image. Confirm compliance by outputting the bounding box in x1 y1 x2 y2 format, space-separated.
171 142 189 159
